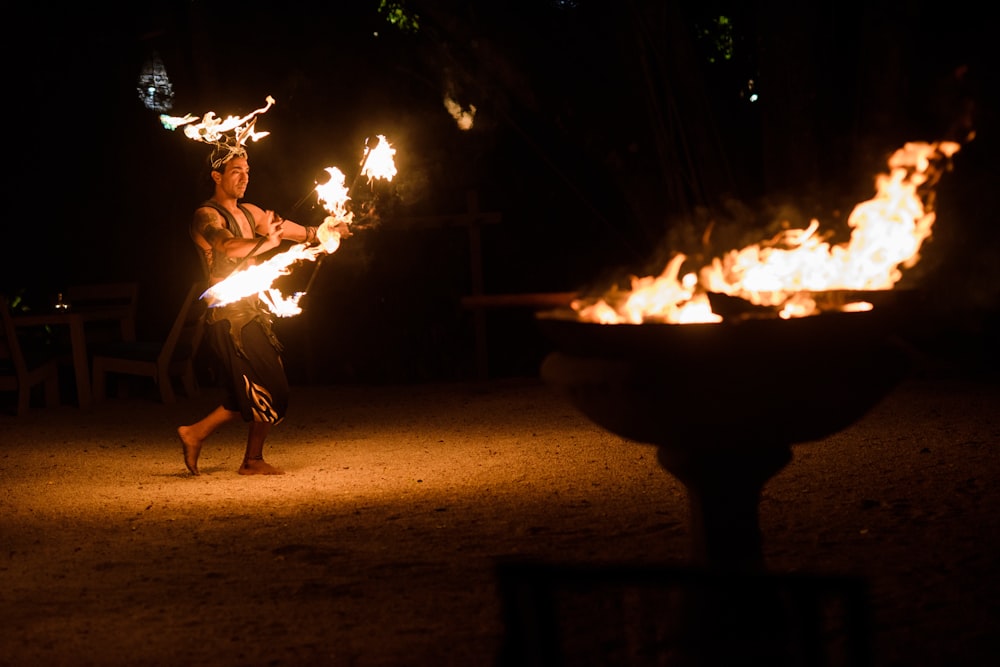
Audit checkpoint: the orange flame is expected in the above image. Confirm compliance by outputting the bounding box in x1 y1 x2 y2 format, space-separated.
572 140 961 324
160 95 275 146
204 243 322 316
315 167 353 227
361 135 398 183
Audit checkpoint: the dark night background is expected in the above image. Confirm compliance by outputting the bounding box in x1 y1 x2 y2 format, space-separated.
3 0 997 385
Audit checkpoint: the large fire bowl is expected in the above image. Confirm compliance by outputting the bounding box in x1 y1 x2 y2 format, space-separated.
538 303 911 571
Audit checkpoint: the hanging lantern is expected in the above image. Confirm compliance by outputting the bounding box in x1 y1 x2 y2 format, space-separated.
137 51 174 112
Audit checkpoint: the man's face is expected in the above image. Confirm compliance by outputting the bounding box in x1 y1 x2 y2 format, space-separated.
215 157 249 199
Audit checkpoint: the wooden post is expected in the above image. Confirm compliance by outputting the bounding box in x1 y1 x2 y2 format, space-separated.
378 191 503 380
465 191 490 380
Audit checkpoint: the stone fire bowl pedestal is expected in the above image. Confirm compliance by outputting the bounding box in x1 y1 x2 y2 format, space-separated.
538 308 911 572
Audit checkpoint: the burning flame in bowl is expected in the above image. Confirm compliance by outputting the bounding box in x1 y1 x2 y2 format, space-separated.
568 140 961 325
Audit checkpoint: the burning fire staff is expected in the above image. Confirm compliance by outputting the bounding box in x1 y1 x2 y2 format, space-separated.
177 139 348 475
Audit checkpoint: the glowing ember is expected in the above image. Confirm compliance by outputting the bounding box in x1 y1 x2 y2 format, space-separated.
202 136 398 315
571 140 961 324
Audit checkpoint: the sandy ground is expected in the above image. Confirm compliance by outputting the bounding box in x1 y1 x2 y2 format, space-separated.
1 368 998 666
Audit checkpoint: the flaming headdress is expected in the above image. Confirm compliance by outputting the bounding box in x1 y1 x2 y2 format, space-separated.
160 95 276 168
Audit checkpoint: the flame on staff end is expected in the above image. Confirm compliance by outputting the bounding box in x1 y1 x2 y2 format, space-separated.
362 135 398 183
571 140 962 325
202 136 398 316
204 243 322 316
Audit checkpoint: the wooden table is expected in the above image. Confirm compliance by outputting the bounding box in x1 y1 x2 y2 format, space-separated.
12 307 134 409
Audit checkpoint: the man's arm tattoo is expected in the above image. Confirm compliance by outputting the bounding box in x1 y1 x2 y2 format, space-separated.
193 209 228 243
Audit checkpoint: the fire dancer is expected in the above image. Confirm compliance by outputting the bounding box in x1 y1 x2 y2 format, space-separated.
177 141 344 475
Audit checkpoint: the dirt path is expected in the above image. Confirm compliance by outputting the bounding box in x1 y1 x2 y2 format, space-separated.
1 376 997 666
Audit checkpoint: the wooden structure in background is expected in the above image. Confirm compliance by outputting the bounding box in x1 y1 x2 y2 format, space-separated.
10 285 138 409
0 295 61 415
92 282 206 404
64 282 139 344
392 191 576 379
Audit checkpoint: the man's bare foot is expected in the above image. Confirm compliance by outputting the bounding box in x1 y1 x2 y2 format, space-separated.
177 426 202 476
238 458 285 475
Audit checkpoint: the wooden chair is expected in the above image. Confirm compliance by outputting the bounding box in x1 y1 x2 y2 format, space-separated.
64 281 140 343
0 295 61 415
91 282 207 404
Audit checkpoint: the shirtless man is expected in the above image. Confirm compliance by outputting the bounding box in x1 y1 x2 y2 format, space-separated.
177 144 328 475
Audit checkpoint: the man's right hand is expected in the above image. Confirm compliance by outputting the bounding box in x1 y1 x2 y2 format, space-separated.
264 211 284 248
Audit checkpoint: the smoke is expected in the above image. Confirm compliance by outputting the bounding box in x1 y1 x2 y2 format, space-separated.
443 96 476 130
